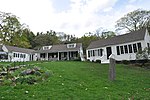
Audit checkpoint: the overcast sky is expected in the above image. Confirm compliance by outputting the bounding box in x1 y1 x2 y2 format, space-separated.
0 0 150 37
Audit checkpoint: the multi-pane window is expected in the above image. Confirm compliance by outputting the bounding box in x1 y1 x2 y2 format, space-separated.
90 50 92 57
133 44 137 53
98 49 103 56
13 53 16 57
137 42 142 50
116 46 120 55
128 44 133 53
88 49 103 57
120 46 124 54
88 51 90 57
116 43 142 55
100 49 103 56
67 44 76 48
95 50 98 56
147 43 150 48
23 54 26 58
15 53 17 57
124 45 128 53
93 50 95 56
20 54 23 58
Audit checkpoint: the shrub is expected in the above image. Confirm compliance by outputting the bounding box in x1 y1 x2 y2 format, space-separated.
73 57 81 61
144 63 150 69
95 60 101 63
35 71 42 76
121 60 130 65
43 71 52 79
3 79 12 85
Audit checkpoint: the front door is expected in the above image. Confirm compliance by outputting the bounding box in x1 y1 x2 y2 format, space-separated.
106 47 112 59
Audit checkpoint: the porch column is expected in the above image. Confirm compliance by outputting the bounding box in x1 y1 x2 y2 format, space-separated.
58 52 59 61
46 53 48 60
67 52 69 60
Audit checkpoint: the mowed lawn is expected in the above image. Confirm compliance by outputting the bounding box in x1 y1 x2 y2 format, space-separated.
0 61 150 100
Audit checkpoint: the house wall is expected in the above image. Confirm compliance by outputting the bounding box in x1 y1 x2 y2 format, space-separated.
143 29 150 48
79 46 85 61
87 30 150 63
11 52 30 62
1 45 37 62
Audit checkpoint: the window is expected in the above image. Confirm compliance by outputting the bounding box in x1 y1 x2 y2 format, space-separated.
20 54 23 58
67 43 76 48
90 51 92 57
18 54 20 58
137 42 142 50
88 51 90 57
124 45 128 54
93 50 95 56
13 53 16 57
44 46 49 50
120 46 124 54
98 49 103 56
95 50 98 56
116 46 120 55
23 54 26 58
128 44 133 53
100 49 103 56
133 44 137 53
43 46 52 50
15 53 17 58
147 43 150 48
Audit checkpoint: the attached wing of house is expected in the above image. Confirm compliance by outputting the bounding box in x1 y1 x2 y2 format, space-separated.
0 45 37 62
86 28 150 63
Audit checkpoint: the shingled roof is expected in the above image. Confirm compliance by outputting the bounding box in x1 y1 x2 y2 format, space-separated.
4 45 35 53
37 43 82 53
87 28 146 49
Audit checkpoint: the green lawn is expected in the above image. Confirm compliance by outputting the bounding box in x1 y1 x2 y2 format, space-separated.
0 61 150 100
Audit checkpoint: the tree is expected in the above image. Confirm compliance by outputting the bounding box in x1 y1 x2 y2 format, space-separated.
136 47 150 66
94 28 116 39
100 31 116 39
115 9 150 32
0 11 31 48
22 27 35 48
76 34 99 54
33 30 60 49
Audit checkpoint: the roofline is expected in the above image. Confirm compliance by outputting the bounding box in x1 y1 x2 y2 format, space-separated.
87 28 146 49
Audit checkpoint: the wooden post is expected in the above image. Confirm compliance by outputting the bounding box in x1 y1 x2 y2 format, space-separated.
109 54 116 81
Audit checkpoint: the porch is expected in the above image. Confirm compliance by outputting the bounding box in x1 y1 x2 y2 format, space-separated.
39 51 79 61
0 52 8 61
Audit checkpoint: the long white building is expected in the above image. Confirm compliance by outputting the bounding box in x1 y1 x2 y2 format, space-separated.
86 28 150 63
0 45 37 62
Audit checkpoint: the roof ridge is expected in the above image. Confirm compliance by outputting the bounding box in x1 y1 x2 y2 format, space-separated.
87 28 146 49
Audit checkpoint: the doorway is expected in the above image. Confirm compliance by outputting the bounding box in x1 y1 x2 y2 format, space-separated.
106 47 112 59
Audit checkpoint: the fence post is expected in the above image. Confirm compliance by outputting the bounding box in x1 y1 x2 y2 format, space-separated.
109 54 116 81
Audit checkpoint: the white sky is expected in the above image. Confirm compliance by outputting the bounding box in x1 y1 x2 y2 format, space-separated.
0 0 150 37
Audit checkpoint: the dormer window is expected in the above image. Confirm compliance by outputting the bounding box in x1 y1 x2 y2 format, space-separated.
67 43 76 48
43 46 52 50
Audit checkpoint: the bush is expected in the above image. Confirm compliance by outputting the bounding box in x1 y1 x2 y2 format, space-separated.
136 59 148 66
3 79 12 85
144 63 150 69
73 57 81 61
95 60 101 63
121 60 130 65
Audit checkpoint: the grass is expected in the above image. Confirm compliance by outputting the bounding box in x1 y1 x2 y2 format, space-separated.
0 61 150 100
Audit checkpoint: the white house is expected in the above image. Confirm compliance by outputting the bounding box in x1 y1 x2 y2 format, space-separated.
86 28 150 63
0 45 37 62
36 43 85 61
